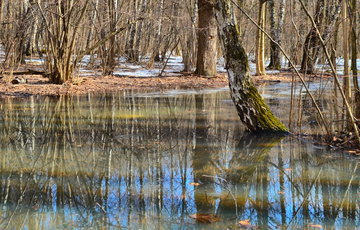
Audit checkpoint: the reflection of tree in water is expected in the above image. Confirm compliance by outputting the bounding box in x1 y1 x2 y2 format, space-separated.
192 130 360 228
0 92 239 228
193 94 216 214
197 133 284 221
0 93 359 229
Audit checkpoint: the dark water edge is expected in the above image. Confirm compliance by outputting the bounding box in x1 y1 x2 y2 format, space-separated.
0 86 358 229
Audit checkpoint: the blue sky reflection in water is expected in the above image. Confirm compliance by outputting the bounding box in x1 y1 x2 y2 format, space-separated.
0 86 359 229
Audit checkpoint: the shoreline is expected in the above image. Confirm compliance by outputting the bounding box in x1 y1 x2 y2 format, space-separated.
1 71 358 155
0 71 332 98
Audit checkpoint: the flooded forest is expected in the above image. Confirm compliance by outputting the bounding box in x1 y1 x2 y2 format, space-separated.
0 0 359 229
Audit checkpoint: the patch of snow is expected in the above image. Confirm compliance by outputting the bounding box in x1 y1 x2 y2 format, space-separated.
114 69 160 77
118 56 127 62
25 57 45 64
0 45 5 56
81 55 92 64
78 68 101 77
114 56 185 77
266 70 281 74
316 58 360 76
80 55 101 66
217 65 227 73
167 56 183 63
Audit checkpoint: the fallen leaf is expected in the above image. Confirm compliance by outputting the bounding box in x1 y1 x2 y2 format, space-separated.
345 150 357 154
189 214 220 223
239 219 251 227
307 224 323 229
190 182 200 186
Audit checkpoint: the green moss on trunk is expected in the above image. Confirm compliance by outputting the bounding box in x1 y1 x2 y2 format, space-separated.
215 0 288 134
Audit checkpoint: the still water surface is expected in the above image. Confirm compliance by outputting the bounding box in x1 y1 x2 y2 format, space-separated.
0 85 359 229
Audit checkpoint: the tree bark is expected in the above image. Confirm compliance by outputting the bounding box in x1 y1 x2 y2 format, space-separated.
134 0 148 61
195 0 217 77
147 0 164 68
215 0 288 133
255 0 267 75
349 0 359 118
267 0 285 70
342 0 349 77
102 0 117 75
125 0 139 61
342 0 351 126
0 0 3 24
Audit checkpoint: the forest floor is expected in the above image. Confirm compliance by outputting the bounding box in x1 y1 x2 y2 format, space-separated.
0 70 332 97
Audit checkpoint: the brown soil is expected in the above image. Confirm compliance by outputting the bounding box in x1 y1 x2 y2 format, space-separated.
0 71 330 97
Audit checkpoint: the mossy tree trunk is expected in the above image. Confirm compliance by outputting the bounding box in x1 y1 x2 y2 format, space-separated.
214 0 288 133
195 0 217 77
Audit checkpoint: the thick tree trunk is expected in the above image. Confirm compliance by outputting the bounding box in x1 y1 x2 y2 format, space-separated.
342 0 349 77
215 0 288 133
195 0 217 77
181 0 197 72
349 0 357 78
0 0 3 24
267 0 285 70
255 0 267 76
349 0 359 119
342 0 351 124
134 0 148 61
102 0 117 75
147 0 164 68
125 0 139 62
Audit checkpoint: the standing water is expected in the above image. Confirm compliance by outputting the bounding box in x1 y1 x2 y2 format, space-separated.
0 85 358 229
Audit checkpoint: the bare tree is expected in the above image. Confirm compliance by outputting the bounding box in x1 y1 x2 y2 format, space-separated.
195 0 217 77
255 0 267 76
37 0 90 84
215 0 288 133
267 0 286 70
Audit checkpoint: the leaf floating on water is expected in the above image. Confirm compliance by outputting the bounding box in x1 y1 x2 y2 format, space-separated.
238 219 258 229
238 219 251 227
190 182 200 186
307 224 323 229
278 191 285 194
189 214 220 223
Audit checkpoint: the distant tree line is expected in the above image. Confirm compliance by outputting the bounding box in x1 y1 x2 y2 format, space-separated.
0 0 357 81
